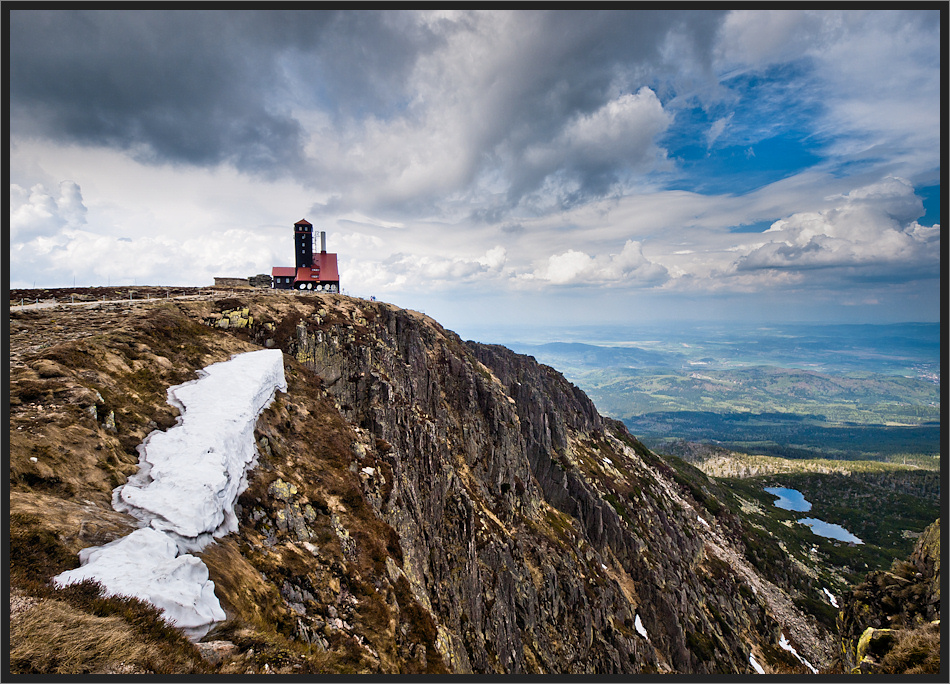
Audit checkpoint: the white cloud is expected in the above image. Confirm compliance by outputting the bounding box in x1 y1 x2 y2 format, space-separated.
526 240 668 287
8 12 938 324
342 245 508 295
715 10 940 181
10 224 284 289
520 88 672 197
733 177 938 276
477 245 507 270
10 181 87 241
705 114 733 149
715 10 821 66
562 88 671 169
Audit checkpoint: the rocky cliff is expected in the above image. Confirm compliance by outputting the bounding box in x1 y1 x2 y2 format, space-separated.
837 518 941 674
8 291 837 674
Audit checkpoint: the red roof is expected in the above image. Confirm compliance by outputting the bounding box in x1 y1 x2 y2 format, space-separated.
314 251 339 281
272 266 296 277
287 253 339 283
294 218 312 226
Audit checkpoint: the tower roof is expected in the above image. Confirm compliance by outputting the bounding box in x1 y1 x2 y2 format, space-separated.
294 218 313 227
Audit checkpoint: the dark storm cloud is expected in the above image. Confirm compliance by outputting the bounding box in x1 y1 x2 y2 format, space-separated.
456 10 726 211
9 10 434 175
10 10 721 204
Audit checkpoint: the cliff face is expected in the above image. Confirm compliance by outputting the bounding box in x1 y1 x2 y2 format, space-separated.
7 292 835 674
276 295 833 674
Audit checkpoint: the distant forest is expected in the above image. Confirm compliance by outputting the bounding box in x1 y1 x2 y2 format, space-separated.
629 411 940 462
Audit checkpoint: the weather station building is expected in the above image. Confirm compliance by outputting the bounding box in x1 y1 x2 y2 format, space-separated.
272 219 340 292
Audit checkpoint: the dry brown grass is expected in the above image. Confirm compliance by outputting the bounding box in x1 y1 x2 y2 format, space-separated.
881 624 941 674
8 594 210 675
10 599 154 674
199 538 292 633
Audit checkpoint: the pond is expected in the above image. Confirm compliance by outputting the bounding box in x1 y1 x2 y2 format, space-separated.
798 518 863 544
764 486 812 512
763 486 863 544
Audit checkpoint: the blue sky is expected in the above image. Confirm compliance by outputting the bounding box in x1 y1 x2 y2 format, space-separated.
7 9 943 334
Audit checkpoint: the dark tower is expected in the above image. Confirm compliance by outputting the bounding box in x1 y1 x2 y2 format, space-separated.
294 219 313 269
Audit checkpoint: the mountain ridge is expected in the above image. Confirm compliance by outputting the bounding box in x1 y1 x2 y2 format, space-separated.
6 290 891 674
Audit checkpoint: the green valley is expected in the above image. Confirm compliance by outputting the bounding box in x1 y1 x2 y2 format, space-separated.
502 322 940 464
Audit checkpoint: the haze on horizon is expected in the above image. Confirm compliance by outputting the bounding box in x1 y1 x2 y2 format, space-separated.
7 9 943 332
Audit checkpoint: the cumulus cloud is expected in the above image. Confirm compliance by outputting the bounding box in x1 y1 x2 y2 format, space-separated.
9 182 283 288
10 10 723 218
8 10 440 177
526 240 668 287
342 246 508 293
10 181 87 240
514 88 672 204
7 10 939 322
16 227 283 289
733 177 938 279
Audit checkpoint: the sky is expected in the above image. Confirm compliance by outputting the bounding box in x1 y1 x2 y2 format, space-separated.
7 9 944 335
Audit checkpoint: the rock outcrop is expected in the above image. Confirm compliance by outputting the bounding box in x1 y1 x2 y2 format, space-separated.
837 518 940 674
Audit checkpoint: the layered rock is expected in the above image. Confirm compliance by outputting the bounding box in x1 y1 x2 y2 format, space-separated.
277 296 833 673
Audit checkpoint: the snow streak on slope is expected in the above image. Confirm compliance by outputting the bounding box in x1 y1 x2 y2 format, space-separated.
55 349 287 638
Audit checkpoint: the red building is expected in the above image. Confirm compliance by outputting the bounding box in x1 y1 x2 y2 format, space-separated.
272 219 340 291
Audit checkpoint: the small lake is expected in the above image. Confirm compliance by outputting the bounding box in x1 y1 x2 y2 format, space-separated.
763 487 863 544
798 518 863 544
764 486 812 512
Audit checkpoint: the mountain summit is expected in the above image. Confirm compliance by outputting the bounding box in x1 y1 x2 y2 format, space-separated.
9 290 841 674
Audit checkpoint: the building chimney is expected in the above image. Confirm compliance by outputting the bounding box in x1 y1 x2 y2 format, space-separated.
320 231 327 253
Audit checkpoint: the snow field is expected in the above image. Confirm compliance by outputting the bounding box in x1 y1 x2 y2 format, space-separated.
58 528 226 634
114 349 288 543
822 587 839 608
55 349 287 639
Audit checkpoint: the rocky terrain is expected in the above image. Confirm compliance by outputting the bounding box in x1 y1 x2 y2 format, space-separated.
837 519 941 674
5 288 884 674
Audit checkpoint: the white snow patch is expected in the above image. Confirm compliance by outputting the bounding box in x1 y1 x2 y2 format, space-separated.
634 614 649 640
113 349 288 545
749 653 765 674
779 633 818 674
823 587 839 608
697 515 710 527
55 528 226 633
55 349 287 639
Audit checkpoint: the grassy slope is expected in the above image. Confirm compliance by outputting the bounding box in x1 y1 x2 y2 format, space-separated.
7 297 447 675
644 446 940 638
